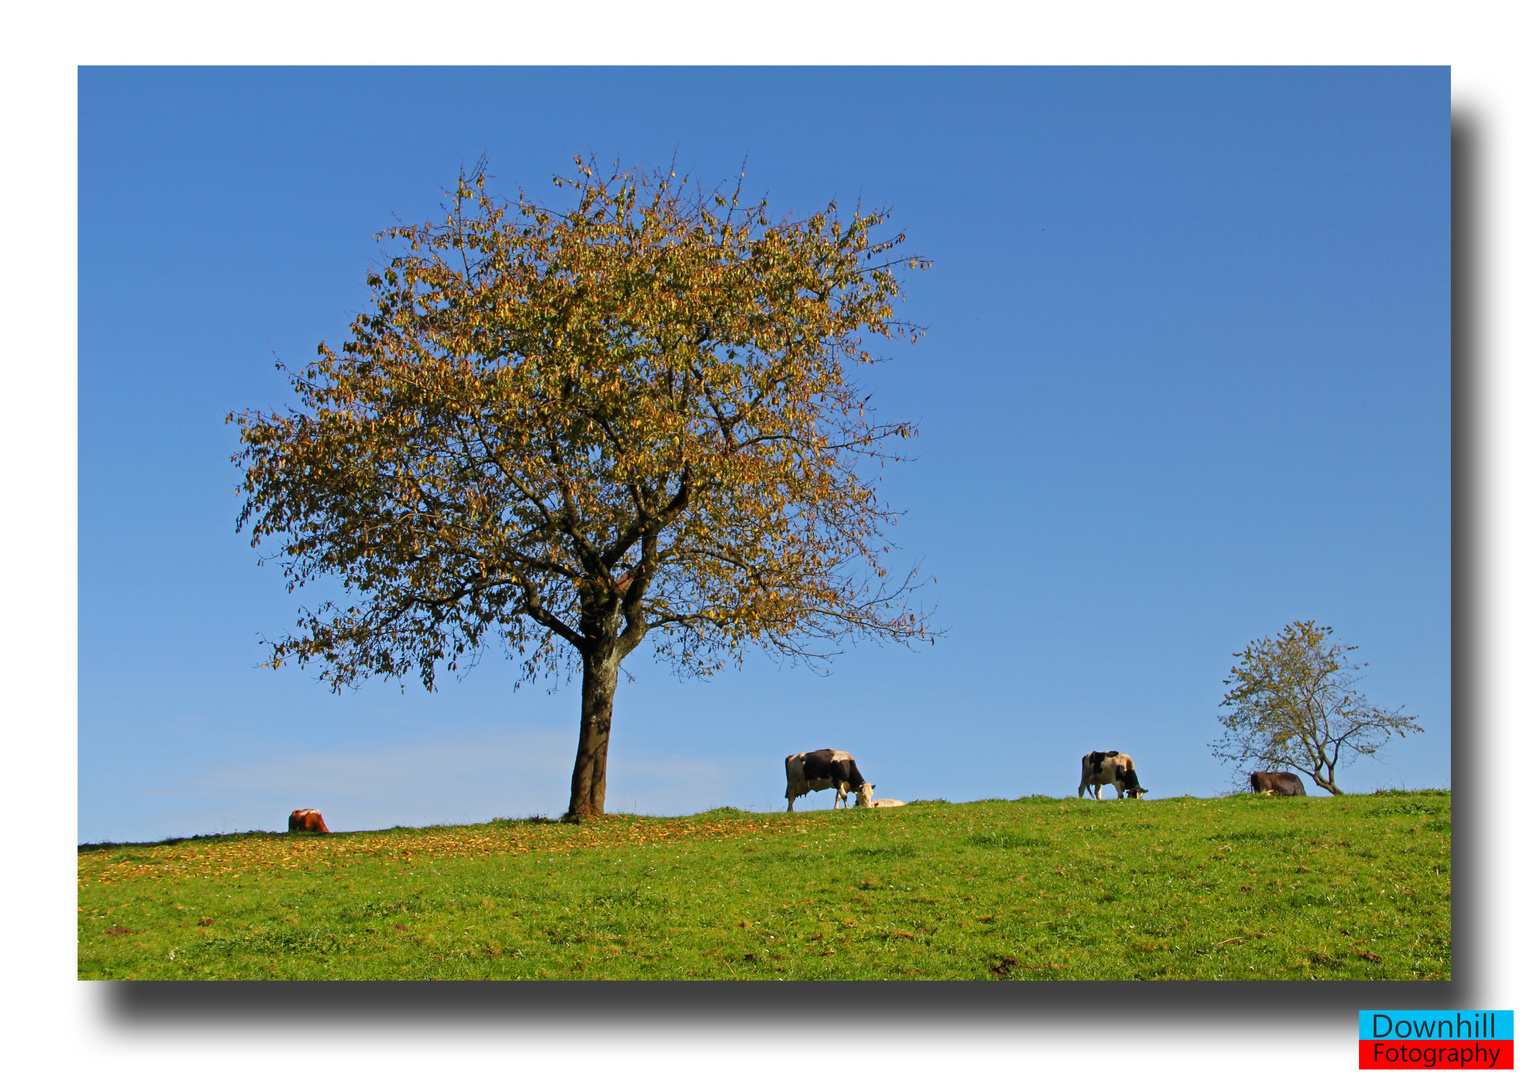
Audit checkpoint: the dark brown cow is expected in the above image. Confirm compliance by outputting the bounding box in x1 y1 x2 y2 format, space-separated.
1078 751 1148 799
288 808 331 832
1249 771 1306 796
784 749 873 811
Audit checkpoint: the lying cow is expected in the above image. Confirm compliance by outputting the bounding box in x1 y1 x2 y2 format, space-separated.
1078 751 1148 799
1249 771 1306 796
785 749 873 811
867 798 906 808
288 808 330 833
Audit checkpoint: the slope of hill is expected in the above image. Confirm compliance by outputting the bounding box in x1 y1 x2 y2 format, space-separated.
77 791 1450 980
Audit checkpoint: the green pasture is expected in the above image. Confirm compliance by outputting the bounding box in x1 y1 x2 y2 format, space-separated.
78 790 1450 981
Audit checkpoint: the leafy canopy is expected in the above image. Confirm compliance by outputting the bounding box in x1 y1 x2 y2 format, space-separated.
232 157 933 692
1210 621 1421 795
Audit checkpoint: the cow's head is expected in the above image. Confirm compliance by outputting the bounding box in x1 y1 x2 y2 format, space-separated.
854 783 875 807
1119 769 1147 798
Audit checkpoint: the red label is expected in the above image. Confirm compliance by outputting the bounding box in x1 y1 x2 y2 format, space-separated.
1360 1041 1514 1069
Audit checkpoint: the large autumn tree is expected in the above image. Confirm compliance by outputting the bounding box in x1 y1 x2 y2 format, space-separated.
232 159 934 819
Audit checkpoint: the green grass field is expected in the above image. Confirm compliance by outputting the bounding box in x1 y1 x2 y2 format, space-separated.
77 790 1450 981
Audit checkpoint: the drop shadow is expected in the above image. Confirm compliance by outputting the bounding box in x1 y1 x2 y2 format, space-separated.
1446 106 1479 1006
101 974 1455 1032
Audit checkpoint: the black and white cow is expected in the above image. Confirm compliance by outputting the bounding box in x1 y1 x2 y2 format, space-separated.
1078 751 1148 799
784 749 874 811
1249 771 1307 796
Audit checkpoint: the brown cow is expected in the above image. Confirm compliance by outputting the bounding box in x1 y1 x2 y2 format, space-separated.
288 808 331 832
1249 771 1306 796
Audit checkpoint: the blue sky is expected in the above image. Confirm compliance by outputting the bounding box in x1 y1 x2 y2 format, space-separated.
78 67 1450 843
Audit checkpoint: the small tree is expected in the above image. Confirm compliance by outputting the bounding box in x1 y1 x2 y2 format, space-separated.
231 158 934 819
1211 621 1421 795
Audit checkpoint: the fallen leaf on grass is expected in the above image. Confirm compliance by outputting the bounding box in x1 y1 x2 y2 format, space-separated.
106 927 134 936
1356 950 1382 963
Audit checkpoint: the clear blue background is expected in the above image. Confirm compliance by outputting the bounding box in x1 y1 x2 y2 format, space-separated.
78 67 1450 843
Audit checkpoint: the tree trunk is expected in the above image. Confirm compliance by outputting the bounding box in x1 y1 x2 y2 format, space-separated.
1311 756 1343 795
1298 764 1344 796
566 644 620 820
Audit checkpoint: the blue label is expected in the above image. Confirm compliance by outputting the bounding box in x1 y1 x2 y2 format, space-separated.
1361 1011 1514 1041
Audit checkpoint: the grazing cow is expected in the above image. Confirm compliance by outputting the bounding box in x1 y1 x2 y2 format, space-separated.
1249 771 1307 796
1078 751 1148 799
784 749 873 811
867 798 906 808
288 808 330 833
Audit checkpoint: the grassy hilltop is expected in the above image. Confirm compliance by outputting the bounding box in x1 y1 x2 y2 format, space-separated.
78 791 1449 981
